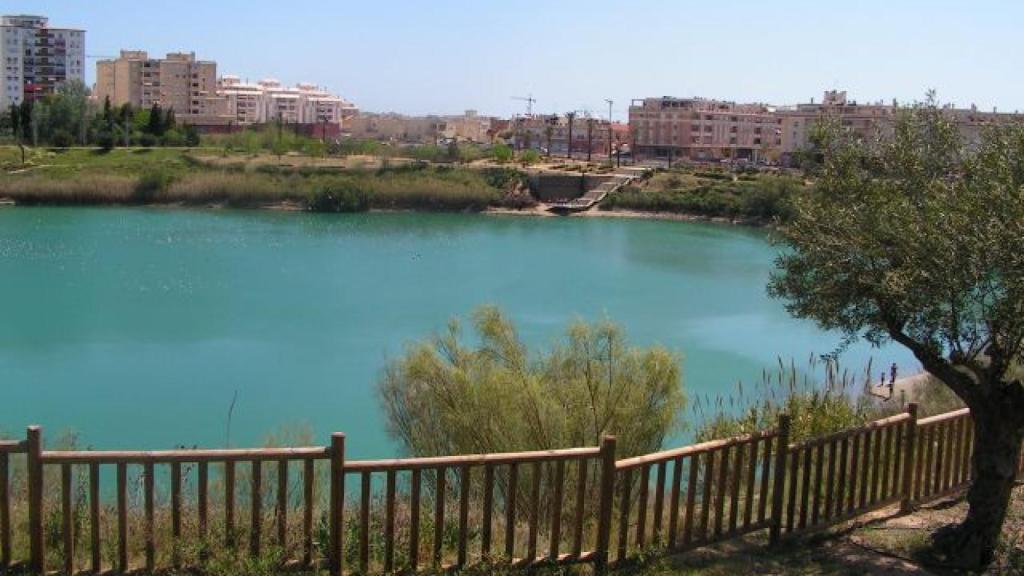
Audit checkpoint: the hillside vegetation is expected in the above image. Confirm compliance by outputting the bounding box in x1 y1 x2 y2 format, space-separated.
602 167 807 223
0 146 532 212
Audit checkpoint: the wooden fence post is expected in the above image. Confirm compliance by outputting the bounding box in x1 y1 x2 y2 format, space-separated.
900 403 919 513
594 435 617 573
768 414 791 547
329 433 346 576
27 426 43 575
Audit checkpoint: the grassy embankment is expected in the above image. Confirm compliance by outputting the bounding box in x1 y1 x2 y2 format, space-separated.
0 146 533 212
601 167 808 224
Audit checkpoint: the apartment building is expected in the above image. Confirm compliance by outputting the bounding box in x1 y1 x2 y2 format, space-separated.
345 110 493 144
216 75 265 124
631 90 1023 165
774 90 894 157
217 76 356 129
630 96 779 162
95 50 231 125
346 113 439 142
1 15 85 108
438 110 492 143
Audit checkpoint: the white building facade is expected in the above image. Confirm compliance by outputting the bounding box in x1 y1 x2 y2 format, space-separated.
217 75 356 127
1 14 85 109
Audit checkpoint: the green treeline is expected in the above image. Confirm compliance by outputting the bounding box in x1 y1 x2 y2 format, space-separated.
3 80 200 149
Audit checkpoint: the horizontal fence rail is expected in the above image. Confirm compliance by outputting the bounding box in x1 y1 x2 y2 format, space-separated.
4 404 1021 575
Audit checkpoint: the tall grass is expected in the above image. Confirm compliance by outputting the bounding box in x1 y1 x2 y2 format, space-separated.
163 173 307 207
692 356 963 443
0 176 137 205
0 165 521 212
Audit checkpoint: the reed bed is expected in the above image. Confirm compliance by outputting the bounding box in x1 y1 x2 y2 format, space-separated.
0 168 512 212
0 176 138 205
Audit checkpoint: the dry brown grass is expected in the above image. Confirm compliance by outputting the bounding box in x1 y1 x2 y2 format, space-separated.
0 175 137 205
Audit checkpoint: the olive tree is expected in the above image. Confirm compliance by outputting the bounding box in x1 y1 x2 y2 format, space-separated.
378 306 685 460
769 96 1024 568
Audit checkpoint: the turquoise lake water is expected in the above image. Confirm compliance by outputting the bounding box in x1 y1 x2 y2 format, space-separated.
0 207 916 458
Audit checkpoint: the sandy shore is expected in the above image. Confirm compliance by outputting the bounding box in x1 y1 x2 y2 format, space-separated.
484 205 765 226
867 371 934 402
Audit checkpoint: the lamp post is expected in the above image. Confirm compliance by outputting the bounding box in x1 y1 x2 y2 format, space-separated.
604 99 613 160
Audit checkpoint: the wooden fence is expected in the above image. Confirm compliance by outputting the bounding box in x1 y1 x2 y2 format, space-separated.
2 404 1023 575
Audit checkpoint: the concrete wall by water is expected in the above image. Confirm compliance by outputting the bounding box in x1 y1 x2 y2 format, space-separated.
528 173 615 202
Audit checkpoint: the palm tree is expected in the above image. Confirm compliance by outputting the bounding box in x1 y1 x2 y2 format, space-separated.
586 118 595 163
565 112 577 159
544 123 554 158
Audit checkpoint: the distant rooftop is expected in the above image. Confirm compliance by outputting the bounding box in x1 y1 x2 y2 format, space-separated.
1 14 84 31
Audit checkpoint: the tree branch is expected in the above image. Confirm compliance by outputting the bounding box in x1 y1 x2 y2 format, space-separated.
887 327 978 406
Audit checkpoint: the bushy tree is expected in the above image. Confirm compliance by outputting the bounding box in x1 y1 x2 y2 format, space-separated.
519 149 541 166
164 108 176 133
147 103 165 137
183 124 200 147
769 95 1024 568
307 182 369 212
491 143 513 164
379 306 685 460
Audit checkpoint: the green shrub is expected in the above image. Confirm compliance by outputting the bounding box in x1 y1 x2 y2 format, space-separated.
519 149 541 165
134 170 172 202
51 130 74 148
307 182 370 212
603 175 804 222
161 129 185 147
379 306 686 459
183 124 201 147
96 130 115 151
481 167 527 190
491 143 513 164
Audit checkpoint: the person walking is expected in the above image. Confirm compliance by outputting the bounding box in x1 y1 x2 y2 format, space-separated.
890 363 898 386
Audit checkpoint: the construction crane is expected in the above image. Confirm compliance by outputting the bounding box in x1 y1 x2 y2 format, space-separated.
511 94 537 116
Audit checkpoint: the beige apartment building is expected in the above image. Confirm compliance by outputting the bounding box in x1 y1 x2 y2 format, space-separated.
631 90 1022 164
775 90 894 157
346 111 494 144
95 50 231 125
630 96 780 162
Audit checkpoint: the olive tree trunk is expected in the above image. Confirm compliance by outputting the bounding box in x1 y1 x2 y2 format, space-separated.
933 400 1023 568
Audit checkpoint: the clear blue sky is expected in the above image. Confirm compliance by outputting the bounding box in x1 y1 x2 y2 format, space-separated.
6 0 1023 120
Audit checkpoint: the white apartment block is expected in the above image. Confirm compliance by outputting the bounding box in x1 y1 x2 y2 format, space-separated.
1 15 85 109
218 75 356 127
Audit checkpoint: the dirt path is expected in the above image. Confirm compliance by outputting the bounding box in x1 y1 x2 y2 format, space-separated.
629 486 1024 575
